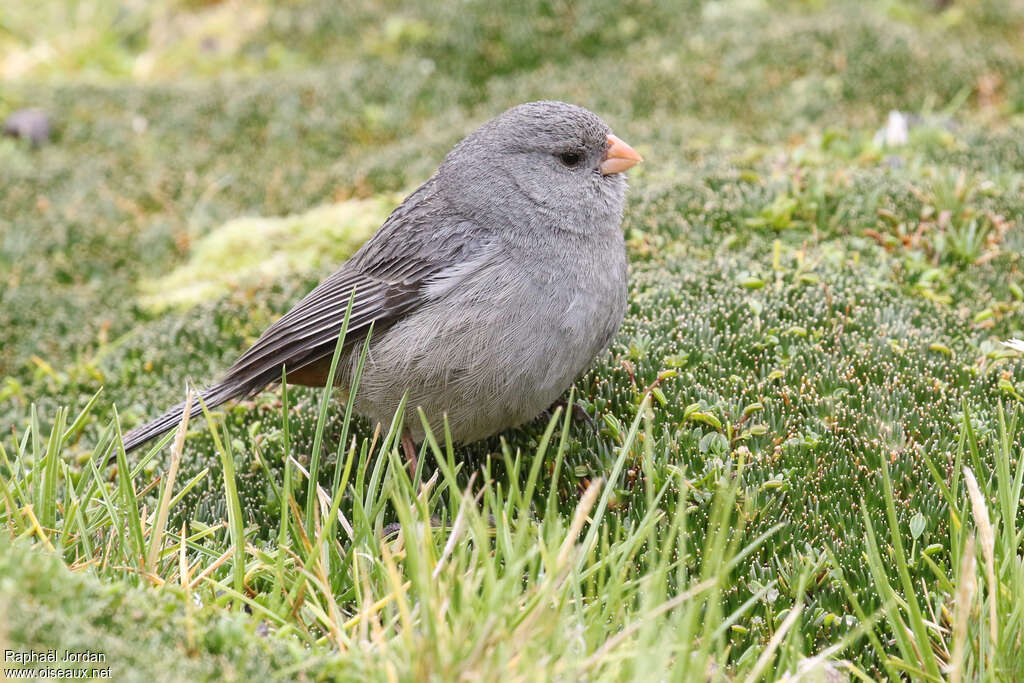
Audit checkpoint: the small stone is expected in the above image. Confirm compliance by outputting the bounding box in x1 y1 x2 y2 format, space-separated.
873 110 909 148
3 108 52 145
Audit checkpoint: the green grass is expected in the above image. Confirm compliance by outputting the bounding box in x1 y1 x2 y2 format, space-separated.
3 0 1024 679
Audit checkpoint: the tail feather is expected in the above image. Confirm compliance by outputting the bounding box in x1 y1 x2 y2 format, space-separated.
121 382 242 453
1003 339 1024 353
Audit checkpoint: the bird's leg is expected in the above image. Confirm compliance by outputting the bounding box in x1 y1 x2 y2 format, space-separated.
379 434 421 538
547 399 597 430
401 432 419 478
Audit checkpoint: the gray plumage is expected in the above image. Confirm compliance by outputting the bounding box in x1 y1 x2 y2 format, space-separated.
122 101 637 452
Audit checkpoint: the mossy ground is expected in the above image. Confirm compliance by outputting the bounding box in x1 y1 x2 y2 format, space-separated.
2 0 1024 679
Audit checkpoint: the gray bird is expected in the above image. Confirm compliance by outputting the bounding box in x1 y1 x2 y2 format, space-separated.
122 101 642 458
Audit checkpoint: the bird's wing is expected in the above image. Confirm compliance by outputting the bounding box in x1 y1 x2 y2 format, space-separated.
219 269 417 391
121 180 495 453
219 184 495 396
119 267 418 453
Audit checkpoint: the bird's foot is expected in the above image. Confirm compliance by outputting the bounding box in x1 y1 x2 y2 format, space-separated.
546 399 597 431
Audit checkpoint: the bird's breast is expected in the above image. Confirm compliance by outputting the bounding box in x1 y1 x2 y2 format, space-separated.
501 231 627 364
354 230 627 442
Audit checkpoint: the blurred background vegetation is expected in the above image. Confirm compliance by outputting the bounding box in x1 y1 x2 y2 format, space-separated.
2 0 1024 679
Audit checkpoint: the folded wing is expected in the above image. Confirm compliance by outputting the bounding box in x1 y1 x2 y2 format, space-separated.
121 180 494 452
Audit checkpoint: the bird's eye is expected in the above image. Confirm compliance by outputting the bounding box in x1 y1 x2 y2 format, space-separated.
558 151 583 167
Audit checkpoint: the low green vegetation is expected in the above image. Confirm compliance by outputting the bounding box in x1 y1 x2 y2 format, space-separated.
2 0 1024 679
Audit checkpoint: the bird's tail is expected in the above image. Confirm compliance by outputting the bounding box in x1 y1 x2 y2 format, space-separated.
120 382 243 453
1003 339 1024 353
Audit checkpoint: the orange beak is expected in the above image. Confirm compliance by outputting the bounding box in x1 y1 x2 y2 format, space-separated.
600 134 643 175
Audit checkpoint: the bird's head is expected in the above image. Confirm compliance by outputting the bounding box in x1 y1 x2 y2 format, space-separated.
438 101 642 235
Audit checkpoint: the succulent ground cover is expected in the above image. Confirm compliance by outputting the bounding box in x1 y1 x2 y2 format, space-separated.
2 0 1024 679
